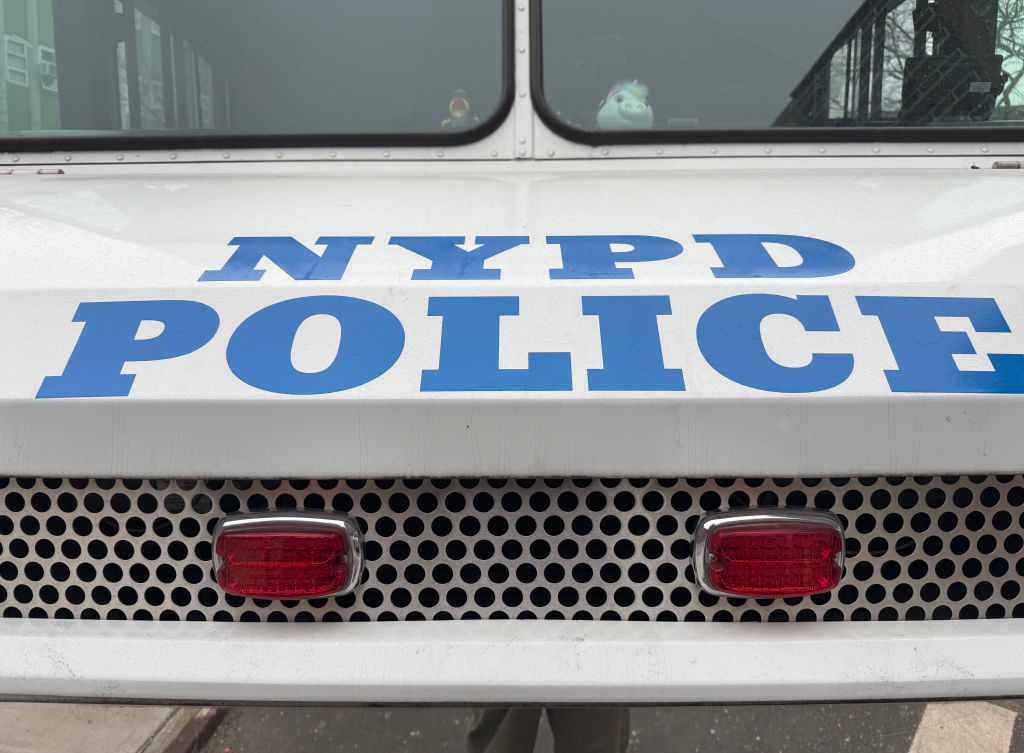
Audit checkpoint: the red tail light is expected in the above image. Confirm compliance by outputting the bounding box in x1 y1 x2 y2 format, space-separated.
693 510 844 598
213 513 363 599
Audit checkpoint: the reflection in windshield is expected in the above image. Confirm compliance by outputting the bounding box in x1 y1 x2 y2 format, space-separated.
541 0 1024 132
0 0 504 139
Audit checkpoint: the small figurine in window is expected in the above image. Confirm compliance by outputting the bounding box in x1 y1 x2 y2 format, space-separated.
442 89 480 130
596 81 653 130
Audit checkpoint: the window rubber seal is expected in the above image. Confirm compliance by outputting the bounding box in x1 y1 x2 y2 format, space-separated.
0 0 515 154
529 0 1024 146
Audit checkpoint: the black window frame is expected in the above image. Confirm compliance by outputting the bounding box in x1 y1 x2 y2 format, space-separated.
530 0 1024 145
1 0 514 153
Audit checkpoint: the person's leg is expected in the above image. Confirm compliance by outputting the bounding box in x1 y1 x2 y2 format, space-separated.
546 708 631 753
466 708 544 753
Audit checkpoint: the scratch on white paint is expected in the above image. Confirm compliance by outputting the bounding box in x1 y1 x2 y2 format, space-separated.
908 702 1016 753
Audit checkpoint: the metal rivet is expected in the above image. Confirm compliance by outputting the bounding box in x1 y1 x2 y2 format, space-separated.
62 155 70 162
872 146 881 153
383 151 391 159
518 46 526 54
655 147 664 155
329 151 338 158
710 147 718 155
518 138 527 145
600 148 609 156
518 3 525 9
547 150 556 157
518 90 527 98
518 149 527 157
981 146 990 153
222 152 231 159
927 146 935 153
275 151 283 159
169 153 177 160
490 150 499 158
764 147 772 154
818 147 827 154
116 154 124 161
436 150 445 158
12 155 19 162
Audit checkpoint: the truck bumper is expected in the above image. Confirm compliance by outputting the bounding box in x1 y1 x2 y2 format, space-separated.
2 619 1023 704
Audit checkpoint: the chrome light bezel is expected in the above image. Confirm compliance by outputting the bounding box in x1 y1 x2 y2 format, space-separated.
212 511 365 599
692 508 845 599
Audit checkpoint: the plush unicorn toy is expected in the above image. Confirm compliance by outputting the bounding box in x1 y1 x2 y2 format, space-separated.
596 81 653 130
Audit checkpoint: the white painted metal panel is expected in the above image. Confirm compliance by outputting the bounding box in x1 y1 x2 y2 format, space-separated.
2 620 1024 704
0 162 1021 477
3 0 1022 709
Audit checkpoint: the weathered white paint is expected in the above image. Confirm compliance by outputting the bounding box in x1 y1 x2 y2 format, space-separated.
2 620 1024 704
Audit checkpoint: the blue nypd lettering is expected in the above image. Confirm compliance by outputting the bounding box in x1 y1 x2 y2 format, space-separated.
35 234 1024 398
200 236 373 282
390 236 529 280
548 235 683 280
698 234 856 279
200 234 853 282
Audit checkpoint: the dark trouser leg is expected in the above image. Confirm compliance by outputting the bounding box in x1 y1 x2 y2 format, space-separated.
466 708 544 753
547 708 631 753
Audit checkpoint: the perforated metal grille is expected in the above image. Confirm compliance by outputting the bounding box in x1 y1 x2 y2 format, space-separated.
1 476 1023 622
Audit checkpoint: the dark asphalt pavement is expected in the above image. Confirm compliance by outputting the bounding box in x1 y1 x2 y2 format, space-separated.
199 702 1024 753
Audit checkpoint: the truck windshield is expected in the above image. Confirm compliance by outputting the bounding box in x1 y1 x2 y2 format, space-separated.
0 0 506 144
538 0 1024 136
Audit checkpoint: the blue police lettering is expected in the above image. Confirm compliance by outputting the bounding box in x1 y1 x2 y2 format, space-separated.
37 300 219 398
36 234 1024 399
583 296 684 391
421 296 572 391
858 296 1024 394
228 296 405 395
697 294 853 393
